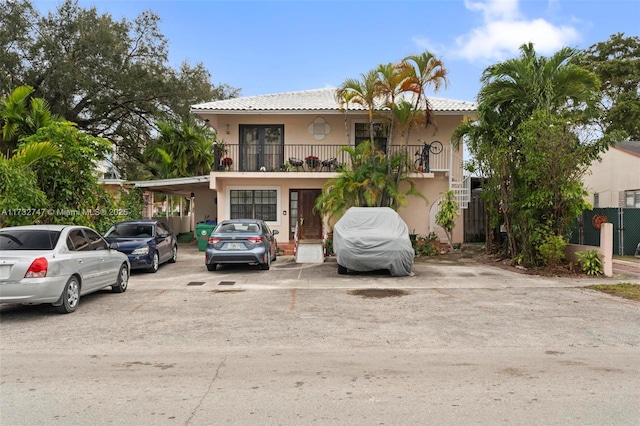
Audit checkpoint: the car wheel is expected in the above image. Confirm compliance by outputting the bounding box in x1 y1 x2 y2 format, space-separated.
260 251 271 270
112 263 128 293
168 245 178 263
206 263 217 271
147 252 159 273
337 264 348 275
56 276 80 314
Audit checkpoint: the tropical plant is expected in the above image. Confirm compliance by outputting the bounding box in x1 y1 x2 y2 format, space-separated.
1 85 59 157
22 121 113 226
0 0 239 178
435 190 459 250
314 141 424 221
576 249 603 276
0 142 61 227
453 42 606 267
144 117 216 178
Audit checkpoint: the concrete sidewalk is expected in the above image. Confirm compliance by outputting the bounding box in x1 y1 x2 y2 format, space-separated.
171 241 640 290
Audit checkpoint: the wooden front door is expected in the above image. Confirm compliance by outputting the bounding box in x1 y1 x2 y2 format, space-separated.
298 189 322 240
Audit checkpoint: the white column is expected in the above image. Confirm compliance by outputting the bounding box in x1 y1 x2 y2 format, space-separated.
600 222 613 277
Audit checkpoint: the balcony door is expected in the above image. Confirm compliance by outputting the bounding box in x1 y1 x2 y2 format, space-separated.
239 125 284 171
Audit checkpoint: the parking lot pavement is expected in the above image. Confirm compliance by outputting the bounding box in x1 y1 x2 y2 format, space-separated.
3 242 640 426
132 242 640 292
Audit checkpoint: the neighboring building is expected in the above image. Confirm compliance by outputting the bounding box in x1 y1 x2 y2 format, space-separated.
190 88 477 247
584 141 640 208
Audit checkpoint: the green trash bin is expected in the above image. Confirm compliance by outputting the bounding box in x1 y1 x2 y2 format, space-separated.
196 222 217 252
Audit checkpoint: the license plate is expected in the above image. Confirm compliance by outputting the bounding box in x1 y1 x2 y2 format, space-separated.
0 265 10 279
227 243 244 250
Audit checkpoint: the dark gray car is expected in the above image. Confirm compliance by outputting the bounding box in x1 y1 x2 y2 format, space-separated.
205 219 278 271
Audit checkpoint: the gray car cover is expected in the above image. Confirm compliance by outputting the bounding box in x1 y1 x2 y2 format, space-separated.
333 207 414 276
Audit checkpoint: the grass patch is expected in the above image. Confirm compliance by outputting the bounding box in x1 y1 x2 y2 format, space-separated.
588 283 640 301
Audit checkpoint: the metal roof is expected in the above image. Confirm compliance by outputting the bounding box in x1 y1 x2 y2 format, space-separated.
190 88 477 114
615 140 640 157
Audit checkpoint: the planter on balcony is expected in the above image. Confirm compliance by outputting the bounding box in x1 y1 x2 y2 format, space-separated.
305 155 319 170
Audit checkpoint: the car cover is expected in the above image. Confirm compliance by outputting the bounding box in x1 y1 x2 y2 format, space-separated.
333 207 414 276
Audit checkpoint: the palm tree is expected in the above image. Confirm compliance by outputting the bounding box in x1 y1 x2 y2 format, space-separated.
478 42 599 125
314 141 424 219
1 85 58 157
455 42 602 265
401 51 448 129
145 117 216 178
336 69 381 144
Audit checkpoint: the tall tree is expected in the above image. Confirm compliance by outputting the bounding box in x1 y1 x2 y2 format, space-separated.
573 33 640 140
401 51 448 127
0 0 239 178
454 43 604 267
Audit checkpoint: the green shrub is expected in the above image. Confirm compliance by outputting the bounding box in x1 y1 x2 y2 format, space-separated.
538 234 567 267
576 249 603 276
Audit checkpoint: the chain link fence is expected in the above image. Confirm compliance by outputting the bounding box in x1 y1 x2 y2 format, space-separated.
569 208 640 256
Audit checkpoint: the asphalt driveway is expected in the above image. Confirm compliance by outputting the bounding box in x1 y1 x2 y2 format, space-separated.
1 242 639 425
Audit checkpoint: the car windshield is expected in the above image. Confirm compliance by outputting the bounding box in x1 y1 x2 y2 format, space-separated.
215 223 261 233
0 230 61 250
105 224 154 238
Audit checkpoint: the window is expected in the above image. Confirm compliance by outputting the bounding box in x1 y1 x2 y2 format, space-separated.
593 193 599 208
230 189 277 221
354 122 389 152
85 229 108 250
0 230 60 250
625 190 640 208
157 223 170 235
239 125 284 171
67 229 90 251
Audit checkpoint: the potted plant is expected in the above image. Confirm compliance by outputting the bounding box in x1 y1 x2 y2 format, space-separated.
212 139 227 171
305 155 319 169
221 157 233 170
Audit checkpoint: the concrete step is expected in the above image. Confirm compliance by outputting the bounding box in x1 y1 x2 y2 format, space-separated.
295 243 325 263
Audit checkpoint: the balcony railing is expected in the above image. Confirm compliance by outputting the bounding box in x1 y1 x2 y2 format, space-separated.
214 144 453 173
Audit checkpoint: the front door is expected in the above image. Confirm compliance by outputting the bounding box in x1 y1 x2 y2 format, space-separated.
293 189 322 240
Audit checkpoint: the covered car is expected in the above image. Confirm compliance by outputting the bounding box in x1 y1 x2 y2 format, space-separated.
333 207 414 276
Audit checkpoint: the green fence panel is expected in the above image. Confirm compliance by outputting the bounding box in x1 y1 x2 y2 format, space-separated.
569 208 640 256
622 208 640 256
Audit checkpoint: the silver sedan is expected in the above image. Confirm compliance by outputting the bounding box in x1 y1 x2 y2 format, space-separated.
0 225 130 313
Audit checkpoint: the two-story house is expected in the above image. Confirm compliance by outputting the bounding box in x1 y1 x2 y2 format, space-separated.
190 88 477 249
583 140 640 208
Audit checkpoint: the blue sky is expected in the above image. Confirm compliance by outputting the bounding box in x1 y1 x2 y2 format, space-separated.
33 0 640 102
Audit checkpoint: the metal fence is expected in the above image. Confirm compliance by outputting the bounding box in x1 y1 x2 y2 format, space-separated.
569 208 640 256
215 144 451 172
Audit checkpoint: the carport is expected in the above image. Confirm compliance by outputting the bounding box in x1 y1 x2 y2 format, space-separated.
130 175 216 235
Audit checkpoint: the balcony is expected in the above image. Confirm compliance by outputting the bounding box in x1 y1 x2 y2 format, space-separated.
213 144 455 173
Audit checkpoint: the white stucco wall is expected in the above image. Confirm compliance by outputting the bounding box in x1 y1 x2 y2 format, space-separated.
583 146 640 207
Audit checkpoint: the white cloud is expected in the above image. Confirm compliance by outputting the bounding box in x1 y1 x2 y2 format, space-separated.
453 0 581 63
411 36 444 56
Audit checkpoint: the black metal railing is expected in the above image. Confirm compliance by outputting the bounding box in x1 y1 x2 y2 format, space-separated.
213 144 450 173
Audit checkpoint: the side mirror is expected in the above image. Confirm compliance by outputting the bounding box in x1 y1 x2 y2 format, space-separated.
272 230 279 235
109 242 119 250
158 232 168 238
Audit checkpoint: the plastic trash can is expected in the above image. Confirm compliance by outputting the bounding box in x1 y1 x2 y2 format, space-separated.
196 222 217 252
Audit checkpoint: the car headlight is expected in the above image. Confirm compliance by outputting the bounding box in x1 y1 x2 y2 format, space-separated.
131 246 150 255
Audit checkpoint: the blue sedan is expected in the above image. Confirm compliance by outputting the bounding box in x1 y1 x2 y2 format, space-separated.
104 220 178 272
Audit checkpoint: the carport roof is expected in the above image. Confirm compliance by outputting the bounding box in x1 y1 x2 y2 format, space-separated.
129 175 210 196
